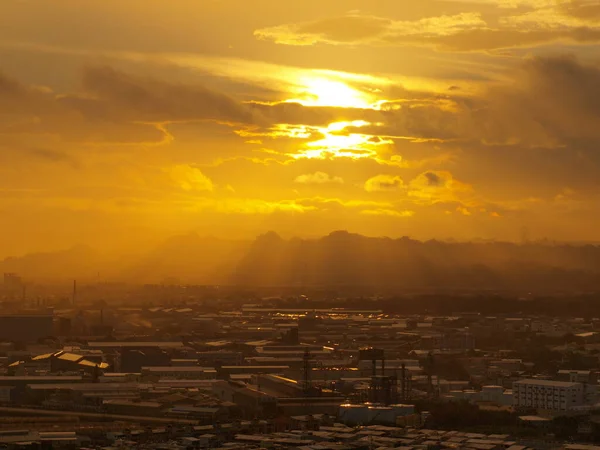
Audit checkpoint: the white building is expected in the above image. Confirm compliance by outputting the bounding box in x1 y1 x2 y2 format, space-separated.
513 379 585 412
557 370 597 384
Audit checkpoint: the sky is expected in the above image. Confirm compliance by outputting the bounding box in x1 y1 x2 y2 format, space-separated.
2 0 600 257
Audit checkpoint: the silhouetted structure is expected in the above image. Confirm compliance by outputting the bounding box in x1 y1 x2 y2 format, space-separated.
359 348 398 405
303 349 312 396
3 273 23 298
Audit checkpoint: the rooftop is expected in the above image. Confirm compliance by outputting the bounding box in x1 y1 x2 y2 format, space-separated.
514 379 581 388
87 341 184 348
142 366 215 372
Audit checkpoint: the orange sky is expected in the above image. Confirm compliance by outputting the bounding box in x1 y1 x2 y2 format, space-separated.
2 0 600 257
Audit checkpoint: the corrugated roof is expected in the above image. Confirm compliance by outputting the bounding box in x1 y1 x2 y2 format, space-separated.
31 353 54 361
57 353 83 362
78 360 109 369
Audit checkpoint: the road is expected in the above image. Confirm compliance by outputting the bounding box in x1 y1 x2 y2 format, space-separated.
0 406 198 425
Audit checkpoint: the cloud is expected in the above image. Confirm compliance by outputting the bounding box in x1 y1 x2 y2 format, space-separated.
409 171 474 205
501 1 600 28
208 198 314 215
81 66 257 124
0 134 79 166
564 0 600 20
3 51 600 244
364 174 404 192
0 66 262 152
469 55 600 147
169 165 214 192
294 172 344 184
456 206 472 216
361 208 415 218
0 72 28 97
255 12 488 47
423 172 443 187
295 196 397 212
254 6 600 52
10 2 600 252
266 56 600 155
229 55 600 164
410 171 455 190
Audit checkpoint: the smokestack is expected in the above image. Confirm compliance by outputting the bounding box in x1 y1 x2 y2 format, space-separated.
72 280 77 306
401 363 406 401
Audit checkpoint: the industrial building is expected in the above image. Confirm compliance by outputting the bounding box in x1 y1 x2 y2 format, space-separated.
0 314 54 342
513 379 586 412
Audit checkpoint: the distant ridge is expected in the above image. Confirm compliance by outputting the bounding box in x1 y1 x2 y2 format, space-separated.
2 231 600 291
229 231 600 290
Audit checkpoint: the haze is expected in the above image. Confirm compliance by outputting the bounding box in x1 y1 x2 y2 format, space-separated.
2 0 600 259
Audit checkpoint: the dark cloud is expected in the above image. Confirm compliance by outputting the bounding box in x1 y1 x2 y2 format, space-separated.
364 174 404 192
0 66 266 150
472 55 600 146
251 101 463 143
424 172 442 186
27 148 75 163
251 102 370 126
0 72 23 95
400 55 600 202
82 66 257 124
561 1 600 20
0 138 78 166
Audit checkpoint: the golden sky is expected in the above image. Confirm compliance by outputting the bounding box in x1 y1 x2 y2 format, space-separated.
2 0 600 257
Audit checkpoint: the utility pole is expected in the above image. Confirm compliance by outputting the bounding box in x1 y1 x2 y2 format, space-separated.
72 280 77 306
303 349 312 395
303 349 312 415
255 373 261 419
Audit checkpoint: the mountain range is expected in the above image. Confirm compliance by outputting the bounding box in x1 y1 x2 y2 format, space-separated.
3 231 600 292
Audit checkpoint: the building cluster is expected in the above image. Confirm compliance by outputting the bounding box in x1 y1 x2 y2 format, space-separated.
1 291 600 447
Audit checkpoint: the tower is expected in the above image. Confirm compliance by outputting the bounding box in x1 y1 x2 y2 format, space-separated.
303 348 312 395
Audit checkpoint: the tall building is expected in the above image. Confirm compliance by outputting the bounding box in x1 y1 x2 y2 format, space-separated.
3 273 23 296
513 379 585 412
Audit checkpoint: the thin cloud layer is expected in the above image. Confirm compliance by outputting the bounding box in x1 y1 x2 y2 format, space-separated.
255 3 600 51
255 12 487 47
295 172 344 184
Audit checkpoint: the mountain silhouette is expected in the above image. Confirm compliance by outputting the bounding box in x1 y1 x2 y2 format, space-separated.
3 231 600 291
0 244 103 281
228 231 600 291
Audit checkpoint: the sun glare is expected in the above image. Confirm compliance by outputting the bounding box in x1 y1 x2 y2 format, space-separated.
287 77 375 109
289 120 393 160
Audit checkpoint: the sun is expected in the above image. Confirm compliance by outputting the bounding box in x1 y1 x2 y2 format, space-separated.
287 76 374 109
